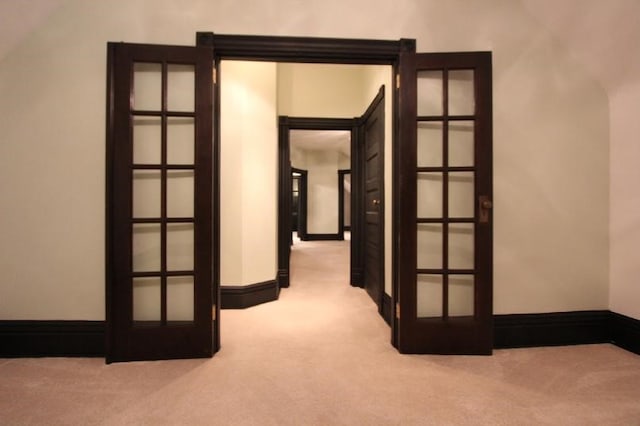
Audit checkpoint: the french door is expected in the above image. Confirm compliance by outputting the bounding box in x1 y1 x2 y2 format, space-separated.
395 52 493 354
106 43 217 362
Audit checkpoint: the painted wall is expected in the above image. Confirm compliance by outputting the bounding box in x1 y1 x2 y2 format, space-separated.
220 61 278 286
0 0 611 320
609 80 640 320
291 146 352 235
305 149 341 234
277 63 368 118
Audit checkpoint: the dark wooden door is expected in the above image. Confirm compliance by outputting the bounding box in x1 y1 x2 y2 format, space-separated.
362 87 385 312
106 42 216 362
396 52 493 354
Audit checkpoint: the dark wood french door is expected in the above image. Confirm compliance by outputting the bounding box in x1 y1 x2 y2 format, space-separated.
395 52 493 354
361 87 386 312
106 43 217 362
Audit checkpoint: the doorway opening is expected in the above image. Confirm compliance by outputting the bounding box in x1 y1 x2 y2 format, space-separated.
105 33 493 362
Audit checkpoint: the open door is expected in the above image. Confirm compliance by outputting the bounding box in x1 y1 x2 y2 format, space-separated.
106 42 217 362
361 87 385 314
396 51 493 354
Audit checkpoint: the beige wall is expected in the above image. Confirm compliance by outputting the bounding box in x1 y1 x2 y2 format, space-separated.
0 0 613 320
277 63 368 118
609 80 640 319
220 61 278 286
305 149 341 234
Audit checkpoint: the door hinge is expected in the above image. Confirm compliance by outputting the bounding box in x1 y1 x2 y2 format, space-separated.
212 304 216 320
396 74 400 89
395 302 400 319
212 68 217 85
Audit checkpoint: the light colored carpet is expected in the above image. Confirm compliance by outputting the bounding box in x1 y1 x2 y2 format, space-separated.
1 238 640 425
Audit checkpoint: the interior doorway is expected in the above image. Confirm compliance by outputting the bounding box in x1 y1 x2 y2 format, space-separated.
106 33 493 362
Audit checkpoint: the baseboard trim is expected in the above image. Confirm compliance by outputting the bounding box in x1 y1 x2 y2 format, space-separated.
609 311 640 355
382 293 392 325
301 233 341 241
1 310 638 358
0 321 104 358
221 279 279 309
494 310 610 349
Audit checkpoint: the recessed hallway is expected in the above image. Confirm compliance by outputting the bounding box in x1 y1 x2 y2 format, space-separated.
1 238 639 425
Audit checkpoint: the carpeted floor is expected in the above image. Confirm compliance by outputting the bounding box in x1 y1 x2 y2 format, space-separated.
1 237 640 425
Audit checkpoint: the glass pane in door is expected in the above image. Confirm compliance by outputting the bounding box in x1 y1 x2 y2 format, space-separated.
448 224 474 270
448 121 474 167
417 121 443 167
167 117 195 165
417 274 443 318
133 63 162 111
448 275 474 317
133 117 162 165
417 70 443 116
448 69 475 116
133 170 161 218
132 224 161 272
448 172 474 218
167 171 194 218
167 276 194 322
417 173 443 218
133 277 161 322
417 224 442 269
166 223 194 271
167 64 195 112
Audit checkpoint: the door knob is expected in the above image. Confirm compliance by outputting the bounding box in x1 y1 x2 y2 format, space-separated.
372 199 380 205
479 196 492 223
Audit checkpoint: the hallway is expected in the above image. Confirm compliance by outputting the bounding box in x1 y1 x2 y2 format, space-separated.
1 238 640 424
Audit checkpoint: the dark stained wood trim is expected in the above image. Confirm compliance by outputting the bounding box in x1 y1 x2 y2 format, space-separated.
338 169 351 238
382 293 392 326
196 32 404 64
292 168 308 240
220 280 280 309
278 117 292 288
1 311 637 357
301 233 342 241
494 311 610 349
609 311 640 355
351 267 364 288
0 321 104 357
279 117 361 288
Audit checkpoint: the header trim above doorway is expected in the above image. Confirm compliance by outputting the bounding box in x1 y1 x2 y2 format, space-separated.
196 32 415 64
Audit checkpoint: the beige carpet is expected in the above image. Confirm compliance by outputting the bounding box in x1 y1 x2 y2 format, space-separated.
1 238 640 425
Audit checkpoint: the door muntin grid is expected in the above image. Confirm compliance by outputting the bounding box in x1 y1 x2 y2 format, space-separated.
131 61 196 325
416 68 476 320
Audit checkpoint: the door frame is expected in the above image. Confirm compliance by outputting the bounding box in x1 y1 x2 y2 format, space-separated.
291 167 308 238
338 169 351 238
196 33 493 353
278 117 359 287
196 32 412 345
